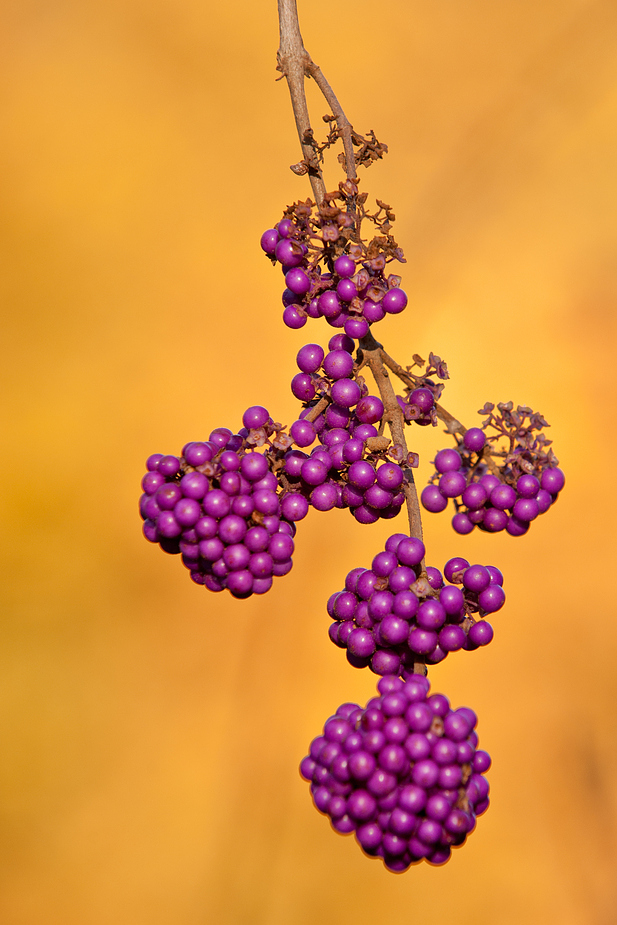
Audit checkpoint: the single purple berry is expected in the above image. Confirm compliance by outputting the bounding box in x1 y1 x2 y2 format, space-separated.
434 448 462 474
344 317 369 339
540 467 565 494
517 474 540 499
331 378 361 408
409 388 434 413
478 584 506 614
260 228 279 254
463 564 491 593
382 288 408 314
334 254 356 278
482 508 508 532
512 497 540 522
468 620 494 646
283 305 307 329
296 343 324 373
452 512 474 534
285 267 311 296
356 395 385 425
439 471 466 498
290 419 316 448
242 406 269 429
421 485 448 513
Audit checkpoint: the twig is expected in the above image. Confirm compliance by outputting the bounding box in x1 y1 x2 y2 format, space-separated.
277 0 327 205
305 61 357 183
359 331 423 544
277 0 358 208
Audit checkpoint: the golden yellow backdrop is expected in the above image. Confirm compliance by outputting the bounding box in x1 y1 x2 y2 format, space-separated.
2 1 616 922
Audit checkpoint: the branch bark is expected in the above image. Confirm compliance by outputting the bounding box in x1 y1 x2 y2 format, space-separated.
277 0 358 206
277 0 327 205
359 331 424 544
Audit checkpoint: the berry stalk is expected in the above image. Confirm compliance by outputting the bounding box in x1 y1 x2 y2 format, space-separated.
358 330 423 544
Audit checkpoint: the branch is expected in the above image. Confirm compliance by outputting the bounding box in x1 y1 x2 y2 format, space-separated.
359 331 424 545
277 0 358 207
380 349 501 477
305 60 357 183
277 0 327 205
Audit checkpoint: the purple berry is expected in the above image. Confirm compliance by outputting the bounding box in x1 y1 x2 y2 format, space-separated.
334 254 356 278
285 267 311 296
409 388 434 413
290 419 316 447
421 485 448 513
540 467 565 494
516 474 540 498
452 512 474 534
382 288 408 314
434 449 461 474
283 305 307 329
296 343 324 373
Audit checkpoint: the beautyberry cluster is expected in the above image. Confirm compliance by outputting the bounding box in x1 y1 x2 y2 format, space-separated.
395 351 449 427
327 533 504 675
421 403 565 536
139 406 302 598
300 673 491 872
261 181 408 336
283 335 408 522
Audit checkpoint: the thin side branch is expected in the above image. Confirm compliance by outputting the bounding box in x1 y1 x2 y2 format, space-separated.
305 60 357 183
380 349 501 475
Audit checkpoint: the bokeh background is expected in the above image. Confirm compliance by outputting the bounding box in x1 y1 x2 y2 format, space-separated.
2 1 617 922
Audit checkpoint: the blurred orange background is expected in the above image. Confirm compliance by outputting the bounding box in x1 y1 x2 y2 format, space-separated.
2 1 617 922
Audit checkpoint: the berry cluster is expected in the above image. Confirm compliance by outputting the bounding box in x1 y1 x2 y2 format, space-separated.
395 351 449 427
142 163 563 871
300 674 491 872
139 406 302 598
282 335 409 522
327 534 504 674
260 181 409 335
421 403 565 535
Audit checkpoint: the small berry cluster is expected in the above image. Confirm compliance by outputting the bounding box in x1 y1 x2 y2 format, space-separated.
284 334 408 522
139 406 302 598
395 351 449 427
421 403 565 535
300 674 491 872
327 533 504 675
260 182 408 335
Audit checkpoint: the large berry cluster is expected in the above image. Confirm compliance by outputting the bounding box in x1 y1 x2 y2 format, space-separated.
139 406 303 598
327 534 504 675
261 181 408 336
421 403 565 536
300 674 491 872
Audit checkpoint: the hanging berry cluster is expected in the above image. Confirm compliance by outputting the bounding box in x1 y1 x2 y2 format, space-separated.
139 2 564 874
